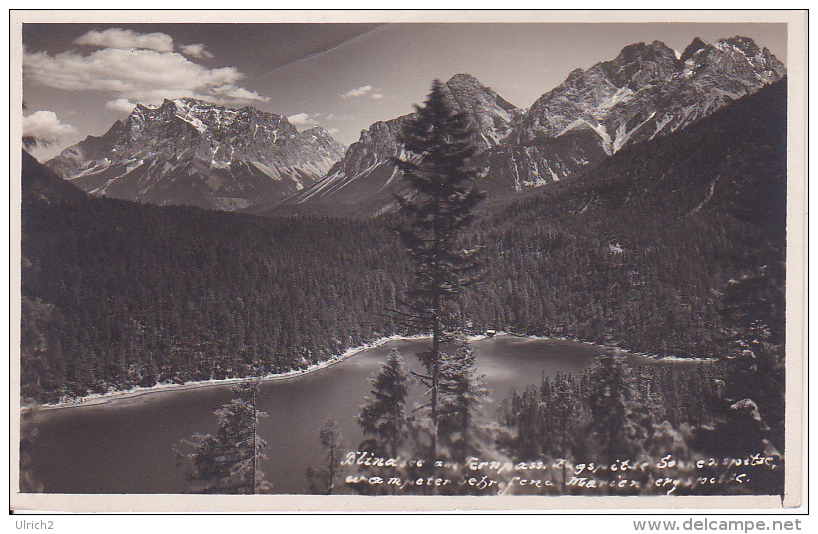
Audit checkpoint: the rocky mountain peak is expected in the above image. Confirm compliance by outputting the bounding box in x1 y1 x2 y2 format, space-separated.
604 40 679 89
445 72 482 86
565 67 586 83
512 34 784 145
616 40 676 63
679 37 709 63
300 125 333 137
327 117 406 178
439 72 520 149
679 35 786 84
278 73 521 214
718 35 762 57
487 34 786 192
318 71 521 187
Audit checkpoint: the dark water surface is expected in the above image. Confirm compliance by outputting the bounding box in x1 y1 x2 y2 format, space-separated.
27 336 692 494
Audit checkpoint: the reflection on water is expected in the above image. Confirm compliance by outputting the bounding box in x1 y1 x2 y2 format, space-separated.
26 336 688 494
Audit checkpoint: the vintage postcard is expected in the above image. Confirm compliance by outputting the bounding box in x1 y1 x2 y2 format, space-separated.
9 9 807 512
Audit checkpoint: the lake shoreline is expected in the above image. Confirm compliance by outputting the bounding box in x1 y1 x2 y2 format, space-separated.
22 331 713 413
22 333 430 413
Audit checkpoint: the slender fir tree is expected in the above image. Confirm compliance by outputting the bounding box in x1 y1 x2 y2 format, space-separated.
585 345 645 465
437 338 489 462
306 418 344 495
357 347 412 458
178 378 269 494
392 79 485 465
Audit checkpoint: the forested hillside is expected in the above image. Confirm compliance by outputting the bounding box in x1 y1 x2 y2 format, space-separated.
22 171 411 401
20 79 786 404
462 79 786 356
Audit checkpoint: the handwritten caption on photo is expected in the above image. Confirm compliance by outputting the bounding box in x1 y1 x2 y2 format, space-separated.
341 451 780 495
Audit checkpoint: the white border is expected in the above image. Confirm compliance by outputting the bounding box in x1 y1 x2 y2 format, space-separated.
8 9 808 513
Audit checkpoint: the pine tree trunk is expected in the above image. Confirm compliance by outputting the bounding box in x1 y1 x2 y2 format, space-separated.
430 307 439 493
429 192 441 485
252 385 257 494
328 442 335 495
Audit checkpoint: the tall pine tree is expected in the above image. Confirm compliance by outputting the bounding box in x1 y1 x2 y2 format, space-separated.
585 345 645 465
306 418 344 495
438 338 489 462
178 378 269 494
357 347 412 458
392 79 485 466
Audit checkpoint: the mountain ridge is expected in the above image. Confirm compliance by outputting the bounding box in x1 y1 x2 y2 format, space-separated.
271 35 785 217
46 98 347 211
486 35 785 189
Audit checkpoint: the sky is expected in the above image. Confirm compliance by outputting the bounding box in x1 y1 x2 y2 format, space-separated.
21 22 787 161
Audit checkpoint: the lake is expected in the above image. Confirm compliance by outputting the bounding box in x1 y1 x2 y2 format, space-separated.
24 335 697 494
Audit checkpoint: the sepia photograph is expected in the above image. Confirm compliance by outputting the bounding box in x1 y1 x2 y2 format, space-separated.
10 9 806 512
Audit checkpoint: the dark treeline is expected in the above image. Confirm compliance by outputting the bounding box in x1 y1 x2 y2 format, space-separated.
499 362 722 463
20 80 786 405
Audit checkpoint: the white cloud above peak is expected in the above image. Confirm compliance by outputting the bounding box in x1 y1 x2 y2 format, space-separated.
341 85 374 99
74 28 174 52
24 46 269 107
23 110 77 145
287 112 320 127
211 84 269 102
105 98 137 113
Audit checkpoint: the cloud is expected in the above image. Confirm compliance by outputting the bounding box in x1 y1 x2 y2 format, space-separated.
341 85 374 99
287 112 320 127
327 127 339 135
105 98 137 113
180 43 214 59
211 84 269 102
24 47 269 106
341 85 384 100
22 110 77 145
74 28 174 52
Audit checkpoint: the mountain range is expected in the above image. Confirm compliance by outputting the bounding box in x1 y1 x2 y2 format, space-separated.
46 98 346 211
45 35 785 216
482 37 784 189
275 36 784 217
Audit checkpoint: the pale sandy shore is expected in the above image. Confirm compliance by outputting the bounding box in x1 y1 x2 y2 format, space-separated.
22 331 711 413
23 333 434 413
